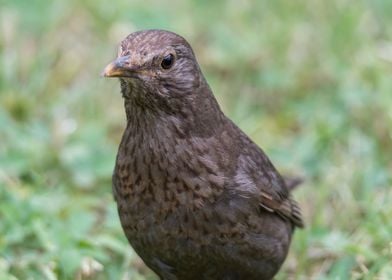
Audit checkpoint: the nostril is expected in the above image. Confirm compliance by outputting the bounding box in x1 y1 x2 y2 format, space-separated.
116 55 132 67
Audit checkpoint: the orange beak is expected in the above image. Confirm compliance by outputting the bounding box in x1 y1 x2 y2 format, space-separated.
101 55 132 78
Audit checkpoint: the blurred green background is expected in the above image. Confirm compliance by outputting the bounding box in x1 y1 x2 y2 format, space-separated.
1 0 391 279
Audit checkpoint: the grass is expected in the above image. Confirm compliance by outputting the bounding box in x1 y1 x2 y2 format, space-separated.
1 0 391 279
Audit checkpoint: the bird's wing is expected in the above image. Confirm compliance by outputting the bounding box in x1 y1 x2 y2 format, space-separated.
233 136 304 228
259 190 304 228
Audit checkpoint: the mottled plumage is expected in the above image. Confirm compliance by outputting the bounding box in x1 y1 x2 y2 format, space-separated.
103 29 304 280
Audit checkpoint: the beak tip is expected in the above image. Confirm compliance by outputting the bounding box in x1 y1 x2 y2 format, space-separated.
101 64 117 78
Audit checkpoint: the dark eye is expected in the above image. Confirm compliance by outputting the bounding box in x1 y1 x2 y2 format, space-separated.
161 54 175 70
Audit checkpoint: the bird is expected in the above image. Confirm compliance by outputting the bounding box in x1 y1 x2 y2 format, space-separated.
102 29 304 280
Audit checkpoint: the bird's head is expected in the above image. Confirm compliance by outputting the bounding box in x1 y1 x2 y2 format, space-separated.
103 30 204 106
103 30 223 135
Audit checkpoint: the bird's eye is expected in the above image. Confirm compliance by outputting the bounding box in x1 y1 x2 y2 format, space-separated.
160 54 175 70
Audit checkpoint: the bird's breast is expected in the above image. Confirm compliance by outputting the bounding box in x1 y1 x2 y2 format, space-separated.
113 135 227 239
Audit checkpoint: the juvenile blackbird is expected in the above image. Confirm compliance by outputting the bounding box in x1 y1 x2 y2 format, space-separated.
103 29 304 280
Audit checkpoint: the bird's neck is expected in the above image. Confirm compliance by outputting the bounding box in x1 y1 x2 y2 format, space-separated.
123 82 225 139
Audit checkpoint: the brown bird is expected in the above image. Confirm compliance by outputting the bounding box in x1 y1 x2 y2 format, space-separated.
103 29 303 280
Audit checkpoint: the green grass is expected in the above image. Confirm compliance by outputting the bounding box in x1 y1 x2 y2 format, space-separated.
1 0 391 279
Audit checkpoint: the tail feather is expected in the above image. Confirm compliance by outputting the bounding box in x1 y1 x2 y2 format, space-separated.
283 175 304 191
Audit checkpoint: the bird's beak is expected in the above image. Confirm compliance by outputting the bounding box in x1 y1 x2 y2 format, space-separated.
101 55 132 78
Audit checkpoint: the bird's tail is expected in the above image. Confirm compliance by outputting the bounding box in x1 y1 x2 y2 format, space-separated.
283 175 304 191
